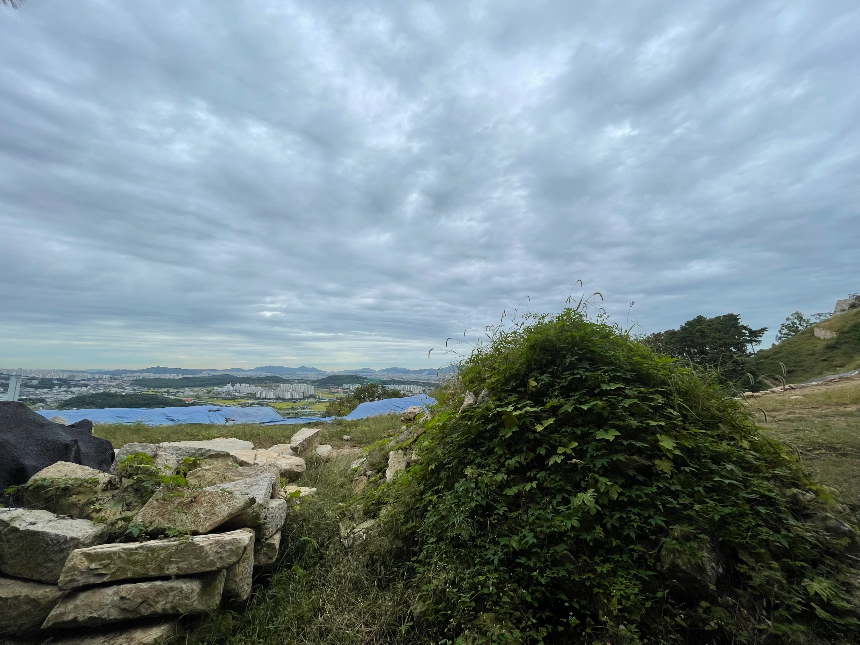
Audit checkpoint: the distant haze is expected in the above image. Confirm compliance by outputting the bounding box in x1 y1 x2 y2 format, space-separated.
0 1 857 369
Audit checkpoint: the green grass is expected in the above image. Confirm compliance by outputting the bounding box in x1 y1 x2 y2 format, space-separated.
753 380 860 513
94 415 402 450
751 307 860 384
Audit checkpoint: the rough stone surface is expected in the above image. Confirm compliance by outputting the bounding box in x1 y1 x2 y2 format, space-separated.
281 485 317 500
154 443 233 471
458 391 476 413
254 531 281 566
47 416 69 425
315 444 333 460
350 458 366 470
0 402 114 491
186 463 280 495
266 444 296 457
834 296 860 316
476 389 490 406
21 462 120 521
28 461 113 485
385 450 409 482
209 474 278 531
400 406 424 423
0 575 65 636
261 498 288 539
110 443 158 474
163 438 254 454
134 488 253 534
814 326 837 340
58 530 252 589
0 509 109 583
46 622 177 645
224 528 255 602
232 450 305 481
289 427 321 456
43 570 226 629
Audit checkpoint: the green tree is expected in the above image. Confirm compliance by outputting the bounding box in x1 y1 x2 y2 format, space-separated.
776 311 811 342
646 313 766 385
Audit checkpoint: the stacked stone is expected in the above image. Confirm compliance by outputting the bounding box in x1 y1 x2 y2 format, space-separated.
0 428 323 644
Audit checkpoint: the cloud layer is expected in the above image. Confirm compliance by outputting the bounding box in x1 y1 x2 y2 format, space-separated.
1 0 857 368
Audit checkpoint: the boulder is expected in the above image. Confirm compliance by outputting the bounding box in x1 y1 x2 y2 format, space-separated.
185 463 280 494
154 443 233 472
231 450 305 481
21 461 119 521
254 530 281 567
58 530 254 589
133 488 253 535
224 528 255 602
385 450 409 482
207 474 278 532
162 438 254 454
46 622 177 645
0 402 114 491
261 498 288 539
316 444 333 460
48 416 69 425
43 570 226 629
814 327 837 340
289 427 321 456
0 508 109 583
110 443 158 474
267 444 296 457
0 575 66 636
401 406 424 423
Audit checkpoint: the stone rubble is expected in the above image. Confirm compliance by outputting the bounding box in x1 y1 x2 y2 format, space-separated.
289 427 321 456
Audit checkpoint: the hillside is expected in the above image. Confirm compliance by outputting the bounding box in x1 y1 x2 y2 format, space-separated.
752 306 860 384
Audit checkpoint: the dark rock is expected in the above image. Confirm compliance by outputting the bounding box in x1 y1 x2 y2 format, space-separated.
0 402 114 491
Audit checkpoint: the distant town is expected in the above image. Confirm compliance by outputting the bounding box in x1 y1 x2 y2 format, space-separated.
0 365 448 415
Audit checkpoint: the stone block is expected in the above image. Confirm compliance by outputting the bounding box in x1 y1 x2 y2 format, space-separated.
43 570 226 629
281 485 317 500
0 575 65 636
161 438 253 455
154 444 233 472
47 622 177 645
207 474 278 532
289 427 321 456
385 450 409 482
133 488 253 535
58 529 253 589
224 528 255 602
260 498 288 539
0 509 109 583
400 406 424 423
21 462 120 521
110 443 158 474
267 444 296 457
316 445 333 460
229 450 305 482
254 531 281 566
185 463 280 495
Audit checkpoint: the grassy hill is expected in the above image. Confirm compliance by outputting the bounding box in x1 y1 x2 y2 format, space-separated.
751 307 860 385
58 392 193 410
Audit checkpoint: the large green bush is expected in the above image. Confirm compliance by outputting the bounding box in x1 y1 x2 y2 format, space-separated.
385 309 860 644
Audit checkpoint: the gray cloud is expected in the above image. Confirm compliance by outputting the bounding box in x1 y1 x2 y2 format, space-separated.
1 0 857 368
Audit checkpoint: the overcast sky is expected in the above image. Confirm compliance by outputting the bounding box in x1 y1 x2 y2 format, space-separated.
0 0 857 370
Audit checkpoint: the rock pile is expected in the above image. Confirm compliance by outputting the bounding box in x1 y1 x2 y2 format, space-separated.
0 427 324 644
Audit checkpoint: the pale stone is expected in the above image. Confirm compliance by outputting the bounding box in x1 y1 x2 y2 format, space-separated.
814 326 837 340
58 530 253 589
281 486 317 500
48 415 69 425
43 570 226 629
28 461 113 486
289 427 321 456
231 449 259 467
400 406 424 423
231 450 305 481
0 509 109 583
261 498 288 539
111 443 158 474
209 474 278 532
163 438 254 454
316 444 333 460
154 443 233 471
350 458 366 470
459 391 476 413
186 463 280 496
47 622 177 645
267 444 296 457
224 528 255 602
133 488 253 534
0 575 65 636
342 435 352 441
386 450 409 482
254 531 281 566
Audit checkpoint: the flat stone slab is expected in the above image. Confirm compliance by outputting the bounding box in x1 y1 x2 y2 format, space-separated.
267 444 295 457
43 570 226 629
254 530 281 566
111 443 158 473
260 498 288 539
58 529 253 589
154 444 233 471
224 528 255 602
0 509 109 583
134 488 253 535
185 463 280 495
47 622 177 645
207 474 277 531
289 427 321 456
0 575 65 637
28 461 113 486
231 450 305 481
161 438 254 454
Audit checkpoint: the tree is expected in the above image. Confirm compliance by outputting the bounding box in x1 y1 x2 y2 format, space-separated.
646 313 767 385
776 311 811 342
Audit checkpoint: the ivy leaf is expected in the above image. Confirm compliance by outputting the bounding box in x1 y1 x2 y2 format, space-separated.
502 411 519 430
594 429 620 441
657 434 677 453
654 458 673 474
535 417 556 432
528 379 538 391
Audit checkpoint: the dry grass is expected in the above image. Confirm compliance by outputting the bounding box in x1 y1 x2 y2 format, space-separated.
752 379 860 514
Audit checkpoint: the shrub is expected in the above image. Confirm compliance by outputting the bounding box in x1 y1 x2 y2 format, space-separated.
385 308 860 644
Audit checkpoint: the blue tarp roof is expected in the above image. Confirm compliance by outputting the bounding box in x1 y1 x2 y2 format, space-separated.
35 394 436 426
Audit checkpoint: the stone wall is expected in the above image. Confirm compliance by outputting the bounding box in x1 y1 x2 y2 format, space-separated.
0 429 326 644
